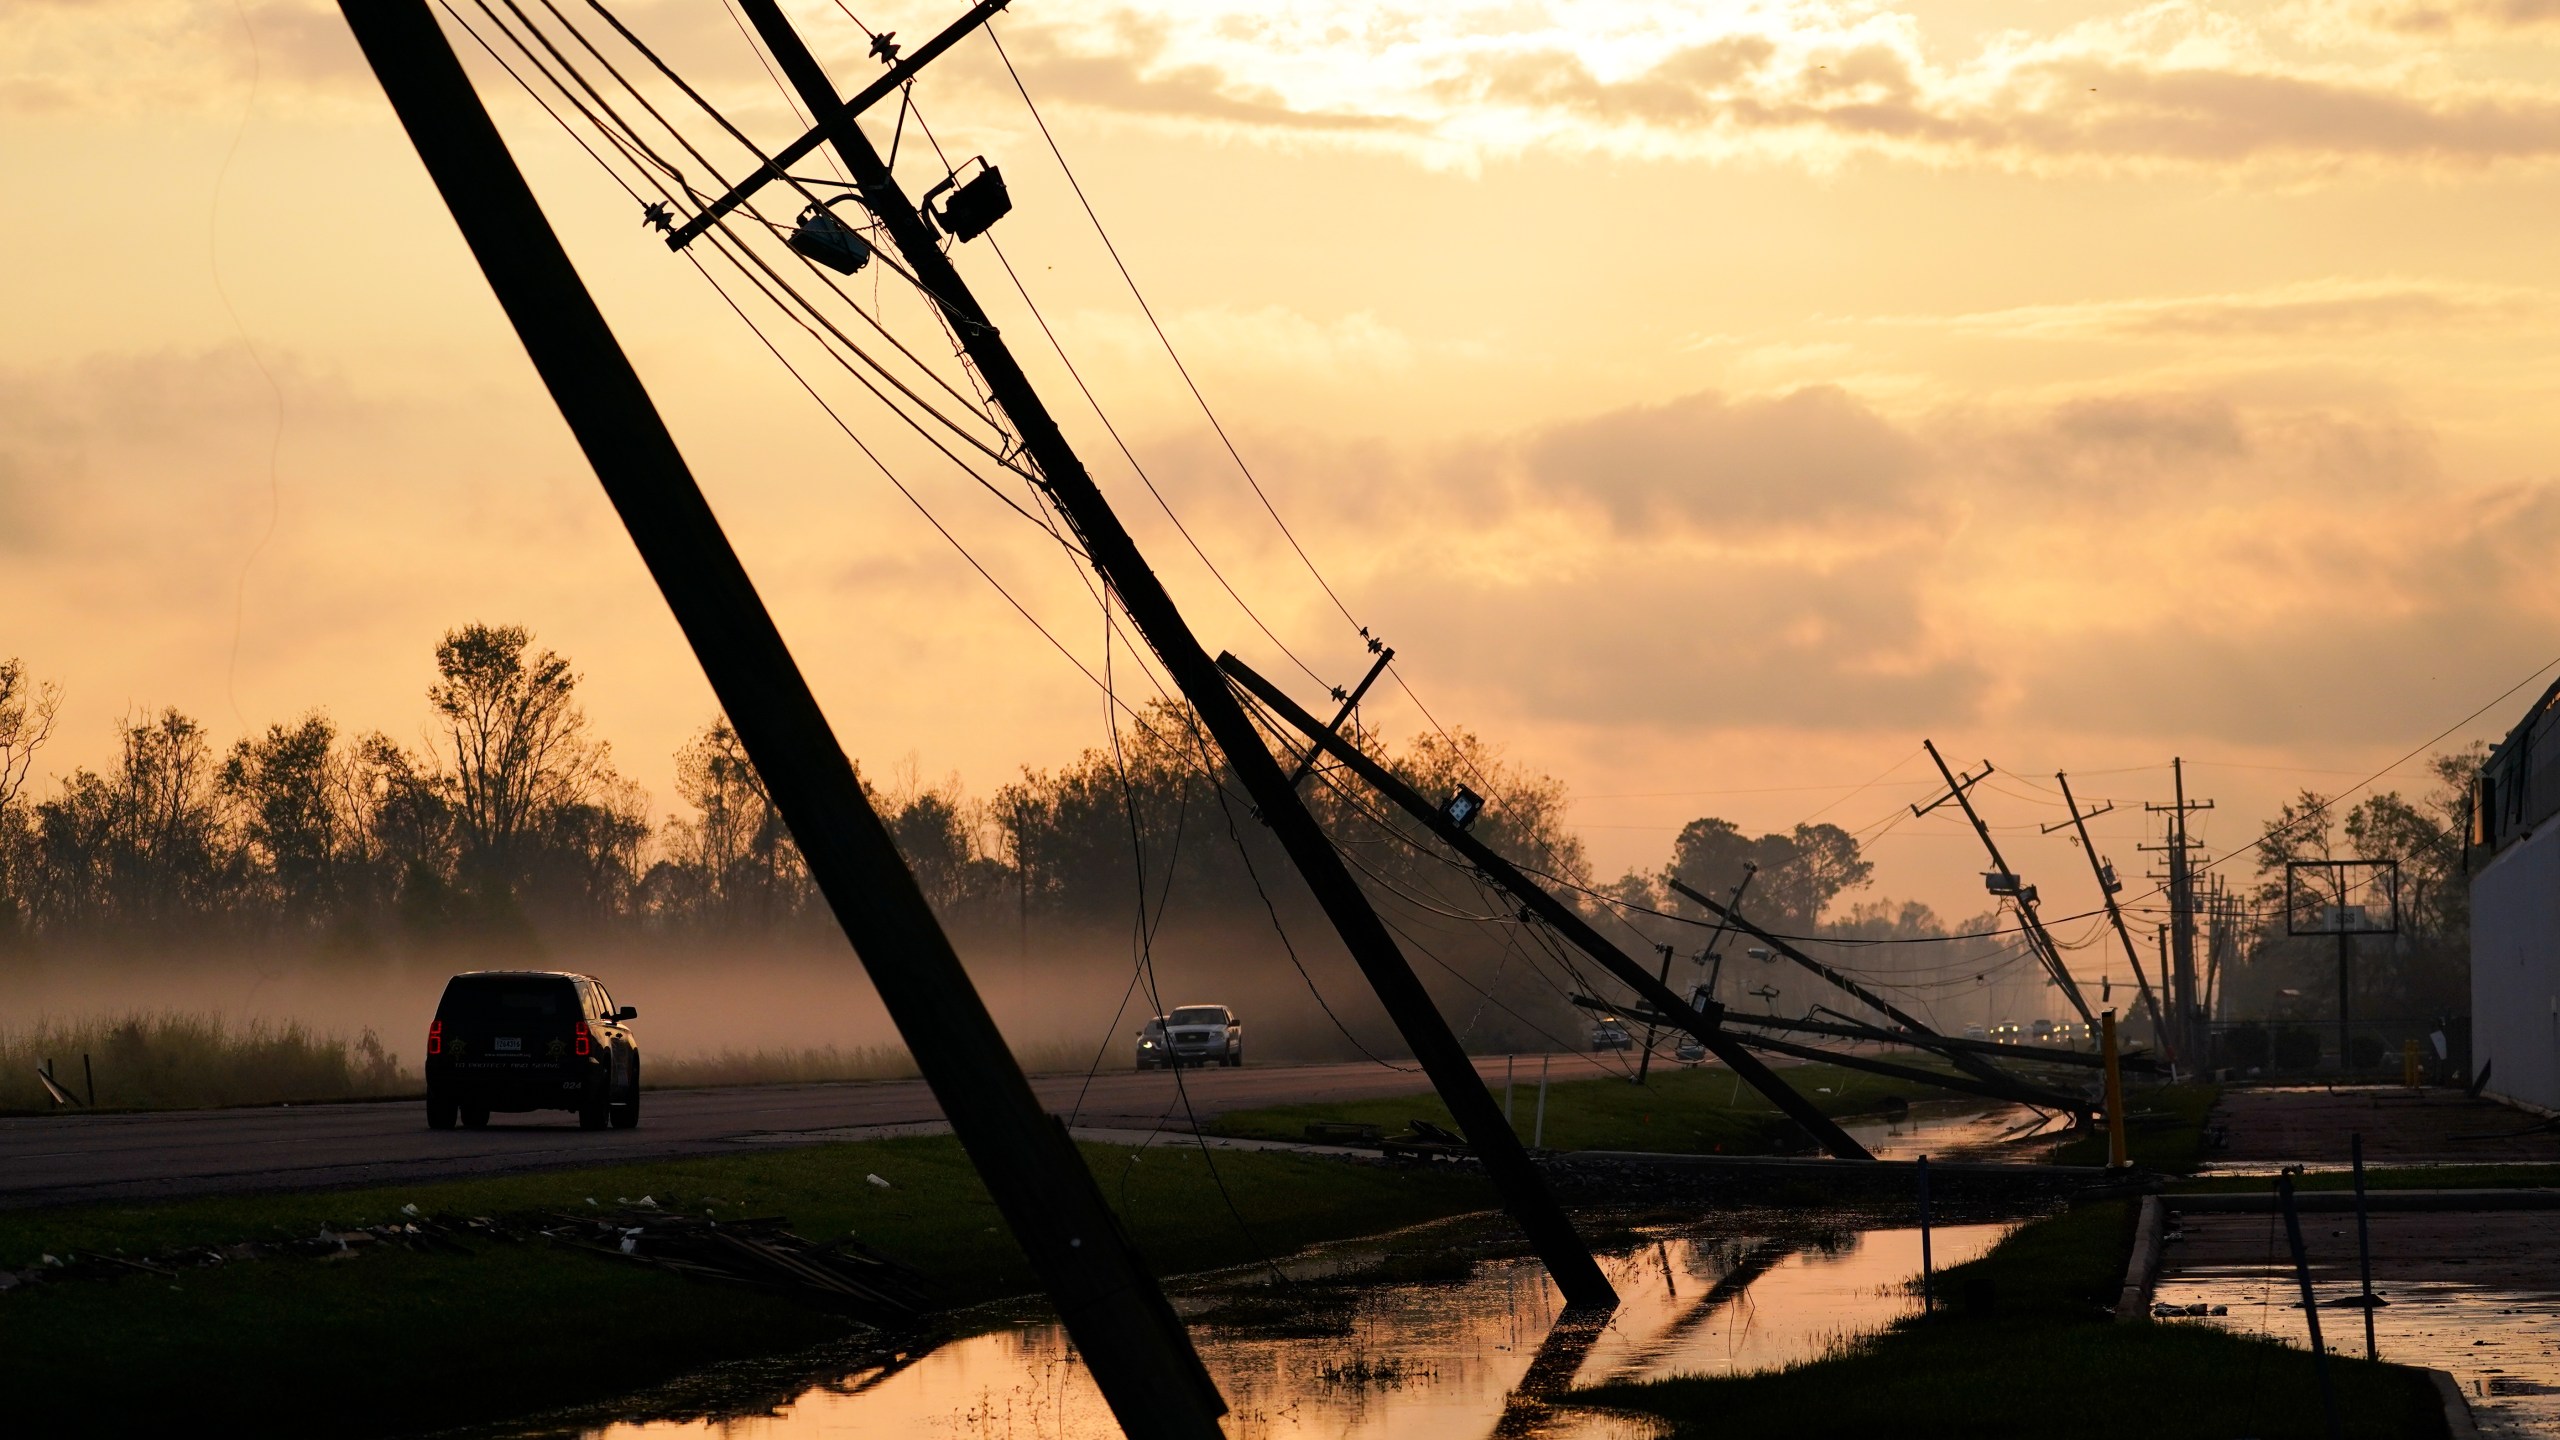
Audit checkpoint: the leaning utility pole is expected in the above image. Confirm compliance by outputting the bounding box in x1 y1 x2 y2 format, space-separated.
1916 741 2096 1027
1668 880 2035 1096
2049 772 2174 1064
331 4 1222 1435
730 0 1615 1308
1221 653 1871 1159
2144 758 2214 1062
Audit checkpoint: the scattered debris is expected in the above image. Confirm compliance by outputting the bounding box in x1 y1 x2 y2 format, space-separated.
865 1173 892 1189
546 1209 926 1327
2152 1301 2229 1317
1380 1119 1471 1160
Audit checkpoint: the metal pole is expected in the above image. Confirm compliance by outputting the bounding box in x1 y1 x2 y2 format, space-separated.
1506 1054 1516 1130
331 6 1223 1431
2353 1132 2378 1362
1916 1153 1934 1316
2339 929 2353 1074
732 0 1615 1311
82 1053 94 1108
1534 1054 1550 1150
2277 1170 2345 1440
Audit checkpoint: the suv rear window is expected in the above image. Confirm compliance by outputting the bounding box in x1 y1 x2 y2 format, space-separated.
1169 1007 1228 1026
438 976 579 1027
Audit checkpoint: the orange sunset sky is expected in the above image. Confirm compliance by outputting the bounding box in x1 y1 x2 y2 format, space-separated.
5 0 2556 923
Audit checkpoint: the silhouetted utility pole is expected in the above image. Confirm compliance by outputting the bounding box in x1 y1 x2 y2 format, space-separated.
330 4 1223 1434
2049 772 2174 1064
1916 741 2096 1027
1634 942 1675 1086
730 0 1614 1308
2144 758 2214 1062
1221 653 1871 1159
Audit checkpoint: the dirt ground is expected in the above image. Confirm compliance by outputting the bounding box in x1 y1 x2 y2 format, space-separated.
2209 1085 2560 1170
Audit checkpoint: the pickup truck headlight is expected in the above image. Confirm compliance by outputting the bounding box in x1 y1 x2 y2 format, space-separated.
1139 1039 1157 1049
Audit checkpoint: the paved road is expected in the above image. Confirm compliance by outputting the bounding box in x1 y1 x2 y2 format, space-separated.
0 1056 1613 1210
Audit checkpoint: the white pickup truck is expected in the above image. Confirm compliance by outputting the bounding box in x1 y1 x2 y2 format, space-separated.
1136 1005 1243 1070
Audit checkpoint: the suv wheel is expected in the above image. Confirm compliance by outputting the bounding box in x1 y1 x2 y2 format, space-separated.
579 1087 609 1131
427 1092 457 1130
1226 1044 1242 1068
611 1076 640 1130
461 1105 490 1129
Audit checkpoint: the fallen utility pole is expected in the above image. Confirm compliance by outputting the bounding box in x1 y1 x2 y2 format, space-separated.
1668 879 2025 1092
1721 1025 2090 1115
1917 741 2096 1027
1585 998 2092 1111
332 3 1222 1434
1221 652 1871 1160
2049 772 2175 1065
731 0 1614 1308
1715 1012 2161 1074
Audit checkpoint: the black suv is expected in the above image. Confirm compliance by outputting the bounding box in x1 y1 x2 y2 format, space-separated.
425 971 639 1131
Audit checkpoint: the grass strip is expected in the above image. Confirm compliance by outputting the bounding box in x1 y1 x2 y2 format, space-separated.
2 1135 1492 1435
2053 1082 2222 1173
1207 1060 1988 1154
1574 1198 2449 1439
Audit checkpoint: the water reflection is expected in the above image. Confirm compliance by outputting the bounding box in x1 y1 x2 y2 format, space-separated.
547 1222 2010 1440
1845 1101 2074 1162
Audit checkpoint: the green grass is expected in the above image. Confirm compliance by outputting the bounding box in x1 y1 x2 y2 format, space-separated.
1 1135 1493 1435
1575 1197 2449 1439
0 1011 408 1113
1207 1060 1985 1154
2053 1082 2221 1173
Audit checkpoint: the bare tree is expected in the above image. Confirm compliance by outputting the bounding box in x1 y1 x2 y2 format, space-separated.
426 624 602 888
0 658 62 815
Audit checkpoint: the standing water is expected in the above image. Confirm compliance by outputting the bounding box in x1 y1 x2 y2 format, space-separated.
510 1220 2011 1440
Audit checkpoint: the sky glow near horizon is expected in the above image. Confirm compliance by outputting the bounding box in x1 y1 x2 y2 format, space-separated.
3 0 2553 927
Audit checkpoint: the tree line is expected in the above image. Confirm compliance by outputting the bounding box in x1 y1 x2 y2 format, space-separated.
0 626 1926 1060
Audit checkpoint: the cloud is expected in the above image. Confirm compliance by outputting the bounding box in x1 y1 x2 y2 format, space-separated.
946 2 2560 176
1906 279 2551 341
1523 386 1932 536
2365 0 2560 35
980 16 1420 135
1367 544 1994 734
0 0 365 116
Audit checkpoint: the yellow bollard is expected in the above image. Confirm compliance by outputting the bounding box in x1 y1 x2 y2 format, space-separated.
2103 1009 2129 1169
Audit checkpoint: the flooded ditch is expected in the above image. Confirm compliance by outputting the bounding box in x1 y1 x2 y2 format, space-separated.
483 1211 2017 1440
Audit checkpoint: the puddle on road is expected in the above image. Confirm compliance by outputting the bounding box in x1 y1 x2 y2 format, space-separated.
522 1221 2012 1440
2156 1212 2560 1438
1842 1101 2072 1163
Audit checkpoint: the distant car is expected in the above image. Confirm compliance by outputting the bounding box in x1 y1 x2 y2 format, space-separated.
2031 1018 2057 1044
1673 1036 1708 1064
1962 1023 1989 1042
1590 1017 1633 1052
426 970 639 1131
1137 1005 1242 1070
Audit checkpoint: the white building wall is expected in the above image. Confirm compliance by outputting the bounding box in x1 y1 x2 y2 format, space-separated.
2471 818 2560 1113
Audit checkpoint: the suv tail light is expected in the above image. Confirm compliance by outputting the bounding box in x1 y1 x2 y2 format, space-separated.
575 1022 594 1057
428 1019 442 1056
